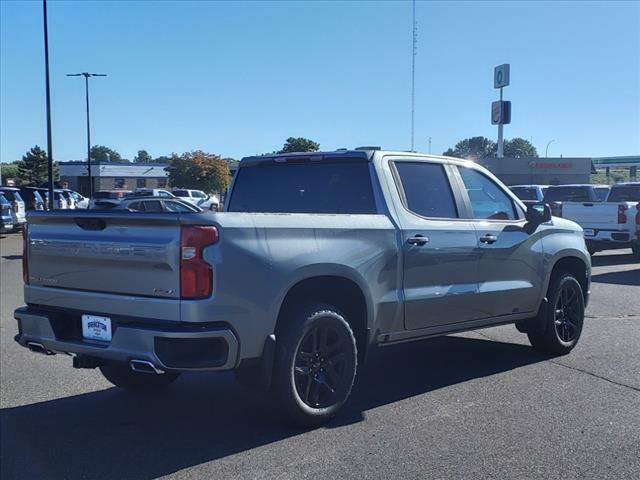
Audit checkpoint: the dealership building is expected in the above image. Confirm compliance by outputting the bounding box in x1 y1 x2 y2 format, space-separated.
477 157 593 186
59 162 169 196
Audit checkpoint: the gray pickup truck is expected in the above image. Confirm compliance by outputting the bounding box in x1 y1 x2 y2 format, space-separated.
15 149 591 425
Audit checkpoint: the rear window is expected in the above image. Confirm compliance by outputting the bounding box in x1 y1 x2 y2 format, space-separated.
594 187 610 201
172 190 190 197
543 186 593 202
0 194 9 205
510 187 538 201
607 185 640 202
228 161 377 214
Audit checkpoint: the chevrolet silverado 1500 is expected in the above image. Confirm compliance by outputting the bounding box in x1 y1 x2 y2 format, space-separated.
15 149 591 425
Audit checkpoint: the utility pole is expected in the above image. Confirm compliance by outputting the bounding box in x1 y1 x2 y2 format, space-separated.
67 72 107 200
43 0 55 208
428 137 432 154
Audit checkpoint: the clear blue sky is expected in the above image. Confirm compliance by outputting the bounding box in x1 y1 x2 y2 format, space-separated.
1 0 638 162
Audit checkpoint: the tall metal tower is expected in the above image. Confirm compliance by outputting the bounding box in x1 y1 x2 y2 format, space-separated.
410 0 417 152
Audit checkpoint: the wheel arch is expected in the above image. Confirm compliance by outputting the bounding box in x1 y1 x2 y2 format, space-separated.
275 275 371 363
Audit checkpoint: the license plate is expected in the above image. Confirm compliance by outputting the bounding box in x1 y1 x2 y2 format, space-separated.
583 229 595 237
82 315 112 342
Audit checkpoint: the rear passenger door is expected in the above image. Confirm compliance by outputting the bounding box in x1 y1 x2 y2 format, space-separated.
454 166 543 318
391 160 482 330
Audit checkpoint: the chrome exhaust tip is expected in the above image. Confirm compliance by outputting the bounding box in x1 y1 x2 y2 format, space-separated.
130 359 165 375
26 342 55 355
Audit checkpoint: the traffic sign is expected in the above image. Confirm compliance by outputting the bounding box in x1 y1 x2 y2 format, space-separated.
494 64 510 88
491 100 511 125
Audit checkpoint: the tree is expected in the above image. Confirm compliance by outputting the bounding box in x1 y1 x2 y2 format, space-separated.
90 145 122 162
278 137 320 154
165 150 231 193
153 155 172 164
133 149 153 163
443 136 538 159
502 138 538 158
16 146 59 185
443 136 495 160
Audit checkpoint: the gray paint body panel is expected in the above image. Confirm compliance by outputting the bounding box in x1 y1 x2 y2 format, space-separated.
17 151 591 369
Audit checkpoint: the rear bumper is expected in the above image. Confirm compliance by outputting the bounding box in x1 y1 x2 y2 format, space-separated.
14 306 239 372
584 229 635 250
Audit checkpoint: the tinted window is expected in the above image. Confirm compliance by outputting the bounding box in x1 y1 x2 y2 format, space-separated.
458 167 516 220
114 178 125 189
0 194 8 205
0 190 22 202
510 187 538 201
164 201 195 212
607 185 640 202
228 161 376 214
158 191 172 197
127 201 144 211
394 162 457 218
173 190 189 197
543 186 593 202
594 187 610 201
142 200 163 212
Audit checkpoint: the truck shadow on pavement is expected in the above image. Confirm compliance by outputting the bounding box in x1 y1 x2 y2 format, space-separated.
591 268 640 286
590 252 637 267
1 335 548 480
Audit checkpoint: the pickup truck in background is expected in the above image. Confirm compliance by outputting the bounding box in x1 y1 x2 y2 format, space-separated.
544 183 640 258
14 149 591 425
509 184 549 203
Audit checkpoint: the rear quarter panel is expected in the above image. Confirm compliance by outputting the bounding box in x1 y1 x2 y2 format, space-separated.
182 212 401 360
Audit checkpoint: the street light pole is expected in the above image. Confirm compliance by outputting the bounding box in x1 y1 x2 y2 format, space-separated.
43 0 55 209
67 72 106 200
545 139 556 158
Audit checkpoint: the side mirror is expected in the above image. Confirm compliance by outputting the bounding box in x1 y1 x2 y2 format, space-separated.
526 202 552 224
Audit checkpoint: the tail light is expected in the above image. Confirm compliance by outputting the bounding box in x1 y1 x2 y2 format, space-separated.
617 204 628 224
180 226 218 299
22 224 29 284
550 202 562 217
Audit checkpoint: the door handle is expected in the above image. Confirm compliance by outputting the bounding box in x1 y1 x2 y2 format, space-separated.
407 234 429 246
479 234 498 244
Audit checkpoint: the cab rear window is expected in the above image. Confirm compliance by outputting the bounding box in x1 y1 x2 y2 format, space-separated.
228 161 377 214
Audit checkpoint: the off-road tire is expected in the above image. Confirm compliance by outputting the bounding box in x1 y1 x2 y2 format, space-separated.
527 273 585 355
272 304 357 427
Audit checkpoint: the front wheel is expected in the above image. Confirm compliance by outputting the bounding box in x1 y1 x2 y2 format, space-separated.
100 365 180 391
273 305 358 427
528 273 585 355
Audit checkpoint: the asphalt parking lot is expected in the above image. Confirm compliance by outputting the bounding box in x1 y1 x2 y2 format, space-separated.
1 231 638 480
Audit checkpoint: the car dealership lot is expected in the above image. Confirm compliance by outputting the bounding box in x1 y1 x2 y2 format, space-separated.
1 232 638 480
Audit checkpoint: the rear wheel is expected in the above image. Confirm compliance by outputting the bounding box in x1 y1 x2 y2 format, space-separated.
273 305 357 427
100 365 180 391
528 273 585 355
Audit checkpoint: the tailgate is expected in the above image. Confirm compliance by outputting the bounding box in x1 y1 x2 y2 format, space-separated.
26 211 181 298
561 203 619 227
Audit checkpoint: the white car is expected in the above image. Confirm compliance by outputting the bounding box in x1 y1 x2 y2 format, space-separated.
133 188 175 198
63 189 89 209
0 187 27 229
172 189 220 210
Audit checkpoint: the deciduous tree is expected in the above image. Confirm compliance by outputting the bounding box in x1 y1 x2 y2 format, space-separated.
165 150 231 193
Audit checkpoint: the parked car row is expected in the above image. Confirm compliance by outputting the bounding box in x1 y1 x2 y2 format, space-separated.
509 182 640 258
88 188 220 210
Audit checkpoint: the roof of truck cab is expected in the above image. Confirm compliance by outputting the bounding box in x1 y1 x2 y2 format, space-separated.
240 149 469 166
